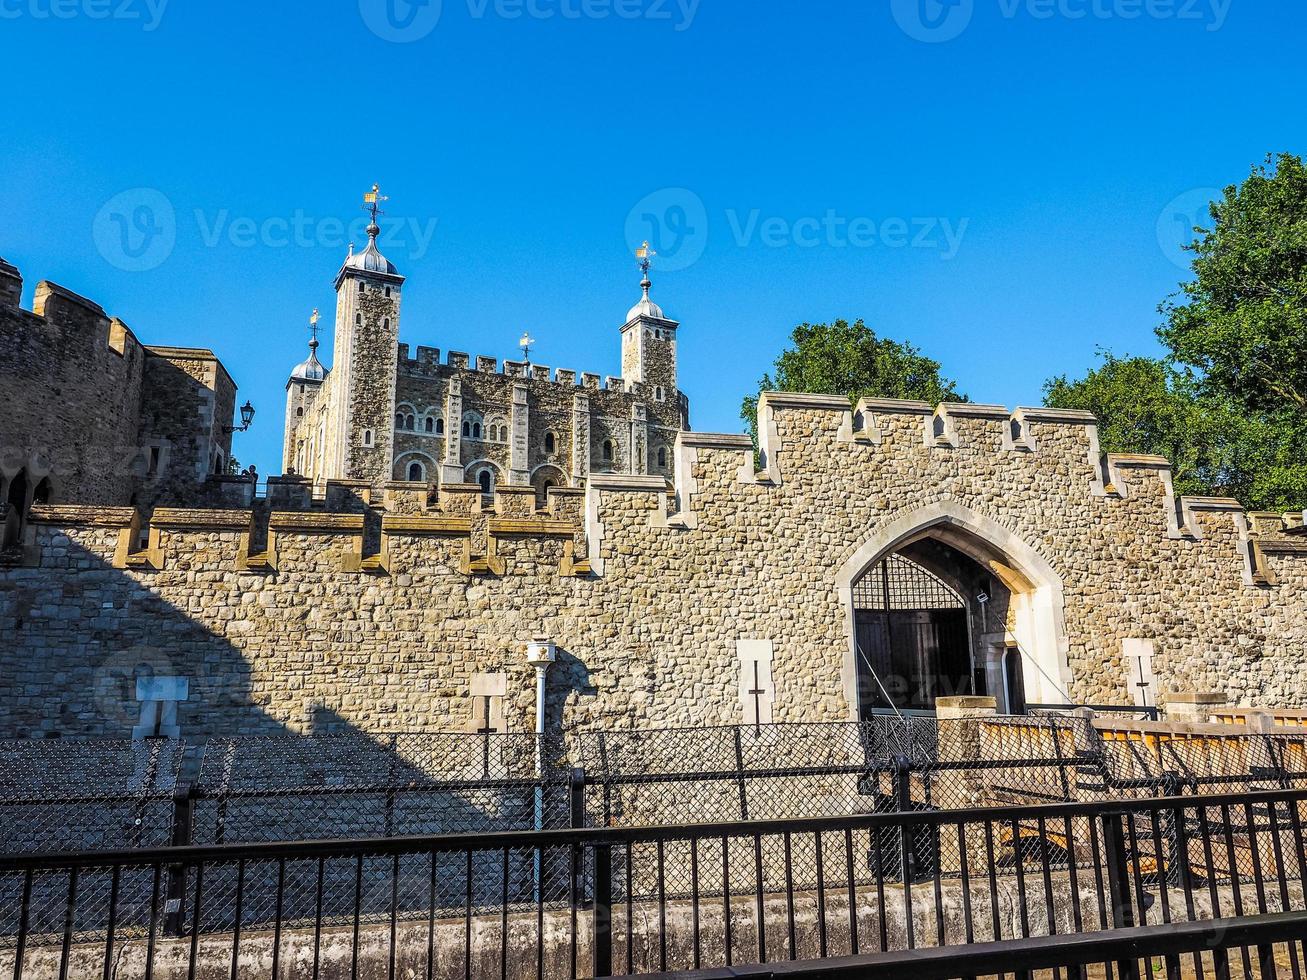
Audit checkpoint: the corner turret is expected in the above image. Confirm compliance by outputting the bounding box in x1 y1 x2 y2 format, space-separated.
620 242 679 394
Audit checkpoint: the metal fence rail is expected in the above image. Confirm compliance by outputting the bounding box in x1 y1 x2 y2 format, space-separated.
6 717 1307 854
644 911 1307 979
2 787 1306 978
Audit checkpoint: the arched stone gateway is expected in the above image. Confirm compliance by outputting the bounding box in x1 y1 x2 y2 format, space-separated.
835 500 1071 719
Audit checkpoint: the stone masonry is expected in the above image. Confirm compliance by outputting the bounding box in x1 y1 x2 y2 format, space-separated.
4 393 1307 741
282 218 688 503
0 257 238 531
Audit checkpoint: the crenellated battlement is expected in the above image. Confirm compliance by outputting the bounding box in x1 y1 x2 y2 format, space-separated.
572 393 1307 591
11 385 1307 737
396 342 633 393
18 392 1307 592
0 263 146 359
18 476 591 578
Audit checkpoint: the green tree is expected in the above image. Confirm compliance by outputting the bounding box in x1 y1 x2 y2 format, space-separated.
1160 153 1307 416
741 319 966 444
1046 153 1307 511
1042 353 1237 499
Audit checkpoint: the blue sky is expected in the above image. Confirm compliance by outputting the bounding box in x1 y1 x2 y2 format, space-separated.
1 0 1303 476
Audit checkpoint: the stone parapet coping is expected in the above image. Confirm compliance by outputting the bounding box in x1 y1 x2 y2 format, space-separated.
1014 407 1098 424
938 402 1009 419
269 512 365 532
150 508 250 531
380 515 474 535
27 504 135 527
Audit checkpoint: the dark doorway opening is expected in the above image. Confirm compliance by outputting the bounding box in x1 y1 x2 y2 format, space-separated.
852 551 982 716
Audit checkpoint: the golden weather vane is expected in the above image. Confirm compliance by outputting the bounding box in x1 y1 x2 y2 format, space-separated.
635 240 656 277
362 183 389 226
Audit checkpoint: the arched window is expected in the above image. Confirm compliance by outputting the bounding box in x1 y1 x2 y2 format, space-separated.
425 417 434 433
296 407 303 418
544 431 556 455
395 413 404 429
462 412 484 440
602 440 614 462
355 313 362 326
358 281 365 294
657 447 667 468
383 317 391 331
435 418 445 435
478 470 492 494
405 415 416 431
408 461 425 482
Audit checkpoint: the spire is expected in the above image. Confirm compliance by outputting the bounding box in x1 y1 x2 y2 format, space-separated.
338 183 400 281
637 240 654 293
627 241 669 322
362 182 388 240
290 308 326 382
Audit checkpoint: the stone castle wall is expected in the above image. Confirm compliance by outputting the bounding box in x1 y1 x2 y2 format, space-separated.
0 262 237 514
390 345 683 491
0 277 147 506
3 394 1307 741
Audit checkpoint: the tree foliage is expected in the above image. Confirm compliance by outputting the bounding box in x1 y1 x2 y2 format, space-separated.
1160 153 1307 416
741 319 966 444
1042 353 1237 499
1047 153 1307 511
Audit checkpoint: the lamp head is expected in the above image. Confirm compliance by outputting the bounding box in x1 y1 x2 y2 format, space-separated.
525 637 556 666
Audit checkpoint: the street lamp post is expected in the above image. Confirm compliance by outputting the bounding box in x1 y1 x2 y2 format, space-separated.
224 400 256 434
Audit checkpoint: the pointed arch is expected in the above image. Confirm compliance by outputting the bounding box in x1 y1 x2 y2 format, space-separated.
834 500 1071 718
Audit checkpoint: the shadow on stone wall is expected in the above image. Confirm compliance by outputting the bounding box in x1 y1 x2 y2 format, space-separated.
0 537 571 853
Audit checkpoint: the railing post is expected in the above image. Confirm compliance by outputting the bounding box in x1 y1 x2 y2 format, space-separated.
570 767 587 906
1159 772 1184 888
593 843 613 978
1100 809 1140 980
570 767 586 829
163 782 195 937
733 725 749 821
894 754 914 880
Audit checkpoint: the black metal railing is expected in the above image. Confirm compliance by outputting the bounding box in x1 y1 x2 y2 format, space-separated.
3 787 1307 978
1027 702 1162 721
642 911 1307 979
7 718 1307 859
